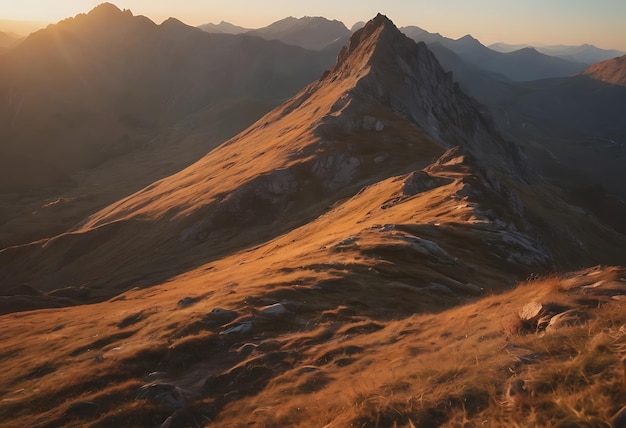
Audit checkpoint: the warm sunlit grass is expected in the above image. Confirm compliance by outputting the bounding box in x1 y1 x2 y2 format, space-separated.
1 267 625 427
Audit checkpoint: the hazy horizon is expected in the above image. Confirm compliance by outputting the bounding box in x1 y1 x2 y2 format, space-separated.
1 0 625 51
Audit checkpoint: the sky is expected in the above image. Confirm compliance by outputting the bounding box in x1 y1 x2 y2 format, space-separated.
0 0 625 50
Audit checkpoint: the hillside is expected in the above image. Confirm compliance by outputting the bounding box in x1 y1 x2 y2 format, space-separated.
3 265 624 426
3 13 623 308
0 3 335 248
0 11 625 428
583 54 626 86
423 43 626 234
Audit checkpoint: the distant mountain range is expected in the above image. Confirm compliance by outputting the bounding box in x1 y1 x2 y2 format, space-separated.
0 30 22 52
399 27 588 81
197 20 249 34
490 42 625 64
197 17 594 82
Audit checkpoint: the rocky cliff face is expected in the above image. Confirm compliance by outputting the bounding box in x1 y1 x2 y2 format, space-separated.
318 14 529 179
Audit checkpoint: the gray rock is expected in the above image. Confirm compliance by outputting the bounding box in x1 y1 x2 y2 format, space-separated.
258 303 290 318
137 383 187 409
545 310 589 332
402 170 451 195
219 321 253 335
177 297 197 308
336 236 358 246
204 308 239 326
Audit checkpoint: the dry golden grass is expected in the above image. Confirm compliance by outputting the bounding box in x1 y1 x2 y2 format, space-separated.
1 259 625 427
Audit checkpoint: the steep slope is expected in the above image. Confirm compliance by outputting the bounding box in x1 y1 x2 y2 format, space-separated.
1 14 626 428
422 43 626 233
582 54 626 86
246 16 350 50
1 14 624 313
0 3 334 248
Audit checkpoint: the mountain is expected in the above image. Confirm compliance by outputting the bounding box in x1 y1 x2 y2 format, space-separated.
582 54 626 86
246 16 351 50
0 3 335 248
197 20 249 34
1 12 625 428
0 30 21 49
489 42 536 53
403 28 587 81
350 21 365 32
2 12 623 314
401 25 448 45
491 42 625 65
430 47 626 233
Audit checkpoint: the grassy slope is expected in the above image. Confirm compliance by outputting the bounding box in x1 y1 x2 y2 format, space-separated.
0 134 624 425
0 262 624 427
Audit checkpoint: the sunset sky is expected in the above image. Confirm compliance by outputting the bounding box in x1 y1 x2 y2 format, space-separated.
1 0 625 50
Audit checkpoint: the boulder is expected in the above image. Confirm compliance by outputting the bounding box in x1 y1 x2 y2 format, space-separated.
219 321 253 335
518 302 544 321
545 310 589 332
204 308 239 326
137 383 187 409
258 303 290 318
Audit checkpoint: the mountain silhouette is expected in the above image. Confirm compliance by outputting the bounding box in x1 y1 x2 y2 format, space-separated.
490 42 625 65
403 26 587 81
197 20 250 34
246 16 351 50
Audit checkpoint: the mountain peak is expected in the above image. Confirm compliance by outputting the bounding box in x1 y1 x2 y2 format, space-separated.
87 2 131 19
335 13 407 69
355 13 396 38
321 14 528 177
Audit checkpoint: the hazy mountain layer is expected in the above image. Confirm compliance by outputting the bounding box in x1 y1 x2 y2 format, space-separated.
246 16 351 51
402 26 587 81
197 21 250 34
490 42 625 64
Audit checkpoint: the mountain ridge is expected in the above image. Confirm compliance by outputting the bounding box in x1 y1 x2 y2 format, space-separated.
1 13 623 312
582 54 626 86
245 15 350 50
1 10 626 428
